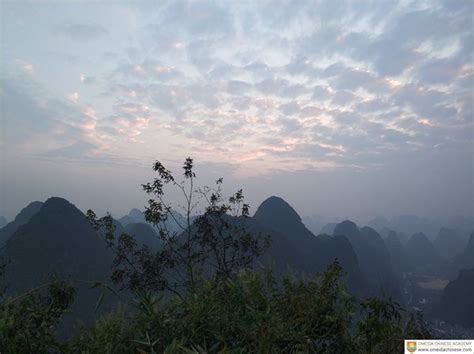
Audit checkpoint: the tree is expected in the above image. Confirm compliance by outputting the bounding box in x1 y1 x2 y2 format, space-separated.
88 157 270 299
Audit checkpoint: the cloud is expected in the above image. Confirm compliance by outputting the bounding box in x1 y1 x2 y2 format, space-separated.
0 77 119 161
42 140 97 159
113 59 182 82
149 1 232 37
80 74 96 84
0 79 101 169
67 92 80 103
16 59 34 73
18 0 468 175
55 23 108 41
1 80 55 144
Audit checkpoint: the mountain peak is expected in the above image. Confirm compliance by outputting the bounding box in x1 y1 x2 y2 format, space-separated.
39 197 83 216
253 196 316 239
410 232 430 243
254 196 302 226
128 208 146 223
255 196 299 217
360 226 380 238
6 196 107 258
14 201 43 224
43 196 75 207
0 201 44 247
129 208 143 217
333 220 359 237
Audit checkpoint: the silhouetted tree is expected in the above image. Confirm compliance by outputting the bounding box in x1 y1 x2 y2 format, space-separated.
88 157 270 299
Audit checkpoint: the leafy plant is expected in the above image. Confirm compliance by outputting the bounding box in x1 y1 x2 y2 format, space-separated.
0 276 75 353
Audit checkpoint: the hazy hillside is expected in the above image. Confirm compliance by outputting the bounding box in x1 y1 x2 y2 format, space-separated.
0 201 43 249
333 220 401 300
320 222 337 235
253 196 365 294
118 208 145 226
0 216 7 229
124 222 160 250
119 208 189 235
440 268 474 327
406 232 442 274
433 227 468 259
1 193 472 345
384 231 411 274
452 232 474 272
4 197 116 334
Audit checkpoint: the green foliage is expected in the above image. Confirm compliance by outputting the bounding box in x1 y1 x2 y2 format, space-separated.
356 297 403 353
0 277 75 353
71 311 135 354
72 262 428 353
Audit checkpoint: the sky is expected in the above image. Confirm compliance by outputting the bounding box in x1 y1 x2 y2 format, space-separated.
0 0 473 223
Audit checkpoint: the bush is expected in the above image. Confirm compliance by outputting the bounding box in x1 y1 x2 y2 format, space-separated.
72 262 428 353
0 277 75 353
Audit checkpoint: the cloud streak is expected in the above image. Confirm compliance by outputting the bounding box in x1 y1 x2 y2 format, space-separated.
2 0 472 176
68 0 469 175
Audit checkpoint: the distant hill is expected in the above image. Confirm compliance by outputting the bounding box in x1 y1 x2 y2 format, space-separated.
119 208 189 235
117 214 134 227
368 215 442 240
253 196 365 295
384 231 411 274
0 201 43 248
406 232 442 274
447 216 474 235
0 216 7 229
377 227 397 240
302 215 327 235
118 208 146 226
320 222 337 235
391 215 442 240
124 222 160 250
98 217 160 252
333 221 401 300
4 197 116 335
433 228 468 259
440 268 474 328
367 216 390 232
452 232 474 272
97 217 125 242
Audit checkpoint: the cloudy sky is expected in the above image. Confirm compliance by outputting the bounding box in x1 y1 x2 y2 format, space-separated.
1 0 472 222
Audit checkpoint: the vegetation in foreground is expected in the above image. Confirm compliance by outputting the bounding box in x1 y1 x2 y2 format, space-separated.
0 262 432 353
0 158 432 353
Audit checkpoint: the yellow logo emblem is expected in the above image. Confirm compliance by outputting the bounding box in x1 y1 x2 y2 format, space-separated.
407 341 417 352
